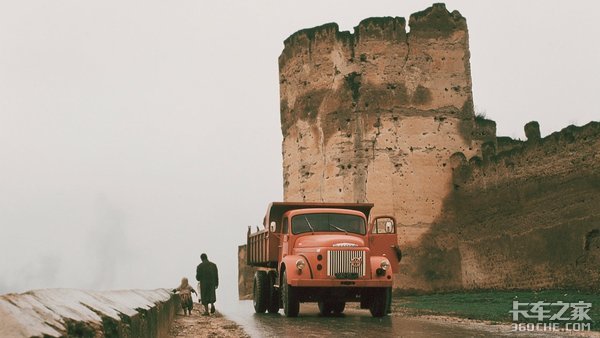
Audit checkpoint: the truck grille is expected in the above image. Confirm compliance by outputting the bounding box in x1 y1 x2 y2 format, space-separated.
327 250 366 277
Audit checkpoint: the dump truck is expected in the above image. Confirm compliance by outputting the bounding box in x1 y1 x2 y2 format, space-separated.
246 202 401 317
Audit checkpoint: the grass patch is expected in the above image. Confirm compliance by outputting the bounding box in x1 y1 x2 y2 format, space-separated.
393 290 599 331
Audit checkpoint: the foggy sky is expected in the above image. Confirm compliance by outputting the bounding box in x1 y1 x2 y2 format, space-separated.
1 1 598 302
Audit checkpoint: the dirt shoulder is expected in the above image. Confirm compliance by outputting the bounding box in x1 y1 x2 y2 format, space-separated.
168 303 250 338
393 312 600 337
392 291 600 337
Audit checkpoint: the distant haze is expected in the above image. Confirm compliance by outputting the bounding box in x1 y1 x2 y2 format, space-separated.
0 1 598 301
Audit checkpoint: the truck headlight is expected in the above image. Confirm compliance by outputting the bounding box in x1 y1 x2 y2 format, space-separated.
380 260 390 271
296 259 305 270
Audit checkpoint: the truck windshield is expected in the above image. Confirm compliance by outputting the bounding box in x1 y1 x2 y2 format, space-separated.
291 213 366 235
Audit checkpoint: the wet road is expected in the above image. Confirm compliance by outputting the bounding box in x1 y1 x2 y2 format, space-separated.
219 300 511 338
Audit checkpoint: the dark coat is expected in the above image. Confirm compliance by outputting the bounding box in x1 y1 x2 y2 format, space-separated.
196 260 218 305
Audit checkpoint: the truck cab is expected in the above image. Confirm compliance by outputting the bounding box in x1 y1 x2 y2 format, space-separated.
247 202 401 317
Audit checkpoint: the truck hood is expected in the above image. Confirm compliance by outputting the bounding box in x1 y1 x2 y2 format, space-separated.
294 234 365 248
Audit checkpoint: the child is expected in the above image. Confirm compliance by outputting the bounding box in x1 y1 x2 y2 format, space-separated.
172 277 197 315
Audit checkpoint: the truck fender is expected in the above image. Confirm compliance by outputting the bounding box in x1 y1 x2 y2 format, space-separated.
370 256 393 278
281 255 311 283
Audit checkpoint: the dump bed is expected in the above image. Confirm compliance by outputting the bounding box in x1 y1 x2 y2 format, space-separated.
246 202 374 267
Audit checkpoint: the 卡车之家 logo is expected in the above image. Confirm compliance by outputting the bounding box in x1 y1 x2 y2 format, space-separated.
510 300 593 332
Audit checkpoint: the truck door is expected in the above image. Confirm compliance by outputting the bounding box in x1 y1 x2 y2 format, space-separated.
279 217 290 262
369 216 401 271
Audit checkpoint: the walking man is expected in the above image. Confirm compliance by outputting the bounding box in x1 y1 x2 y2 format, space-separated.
196 253 219 315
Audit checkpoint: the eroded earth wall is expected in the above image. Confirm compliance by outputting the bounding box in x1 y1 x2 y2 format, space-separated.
414 122 600 290
279 4 488 288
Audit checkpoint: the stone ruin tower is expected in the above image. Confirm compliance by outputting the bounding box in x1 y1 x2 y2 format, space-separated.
279 3 491 280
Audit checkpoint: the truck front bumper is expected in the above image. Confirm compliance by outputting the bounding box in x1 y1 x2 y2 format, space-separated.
289 278 392 288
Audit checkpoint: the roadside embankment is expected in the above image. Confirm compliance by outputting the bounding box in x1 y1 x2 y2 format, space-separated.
0 288 178 337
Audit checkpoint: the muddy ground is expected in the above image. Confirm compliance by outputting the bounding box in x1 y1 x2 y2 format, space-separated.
168 303 249 338
169 300 599 337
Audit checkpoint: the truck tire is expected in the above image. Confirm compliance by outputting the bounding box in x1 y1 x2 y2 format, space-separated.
253 271 268 313
267 270 279 313
369 288 388 317
386 287 392 314
281 270 299 317
318 301 332 316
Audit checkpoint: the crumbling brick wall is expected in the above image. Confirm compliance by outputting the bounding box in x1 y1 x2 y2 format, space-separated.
412 121 600 290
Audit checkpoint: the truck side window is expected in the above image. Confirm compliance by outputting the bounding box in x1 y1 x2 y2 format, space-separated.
373 217 396 234
282 217 289 234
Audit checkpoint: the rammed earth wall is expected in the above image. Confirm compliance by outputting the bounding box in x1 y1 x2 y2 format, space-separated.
415 122 600 290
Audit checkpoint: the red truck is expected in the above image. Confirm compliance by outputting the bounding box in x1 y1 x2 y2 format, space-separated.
246 202 401 317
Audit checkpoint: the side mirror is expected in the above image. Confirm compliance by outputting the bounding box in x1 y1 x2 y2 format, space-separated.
269 221 277 232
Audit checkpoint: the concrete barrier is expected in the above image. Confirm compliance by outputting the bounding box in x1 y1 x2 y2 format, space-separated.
0 288 180 338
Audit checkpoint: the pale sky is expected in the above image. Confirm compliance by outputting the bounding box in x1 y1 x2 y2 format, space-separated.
0 1 598 300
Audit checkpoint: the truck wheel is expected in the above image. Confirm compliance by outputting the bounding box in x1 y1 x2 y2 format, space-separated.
386 287 392 314
332 301 345 314
253 271 268 313
267 270 279 313
281 270 299 317
318 301 332 316
369 288 388 317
